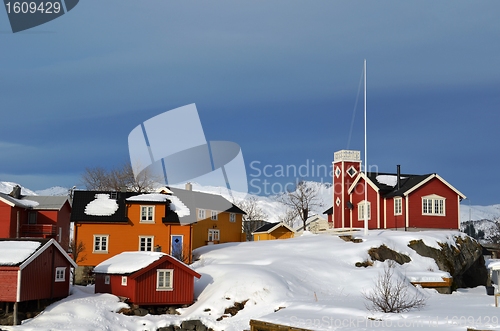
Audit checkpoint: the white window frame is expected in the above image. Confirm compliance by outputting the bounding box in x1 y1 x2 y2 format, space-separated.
121 276 127 286
93 235 109 253
104 275 110 285
211 210 218 220
394 197 402 216
208 229 220 242
229 213 236 223
422 195 446 216
198 209 206 220
55 267 66 282
140 205 155 223
347 166 357 178
156 269 174 291
139 236 154 251
357 201 371 221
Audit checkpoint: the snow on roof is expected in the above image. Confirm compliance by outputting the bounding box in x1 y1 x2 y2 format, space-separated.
94 251 166 274
168 195 190 217
126 193 190 217
0 241 41 265
127 193 171 202
84 194 119 216
375 174 406 187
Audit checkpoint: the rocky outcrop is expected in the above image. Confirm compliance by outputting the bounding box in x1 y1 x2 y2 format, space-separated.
368 245 411 265
408 235 487 289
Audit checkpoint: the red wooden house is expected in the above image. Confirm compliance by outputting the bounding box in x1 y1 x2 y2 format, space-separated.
0 238 77 304
94 251 201 306
325 150 466 230
0 186 72 251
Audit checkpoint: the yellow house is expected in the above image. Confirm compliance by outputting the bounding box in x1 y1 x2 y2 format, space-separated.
252 222 295 241
71 187 245 267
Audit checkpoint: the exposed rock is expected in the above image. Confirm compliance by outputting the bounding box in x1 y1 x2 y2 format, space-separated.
408 235 487 289
224 299 248 316
368 245 411 265
339 235 363 243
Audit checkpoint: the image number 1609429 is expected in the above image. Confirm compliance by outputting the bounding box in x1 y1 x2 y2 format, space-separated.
5 1 61 14
3 0 79 33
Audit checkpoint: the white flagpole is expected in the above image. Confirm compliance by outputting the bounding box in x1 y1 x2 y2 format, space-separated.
364 59 368 236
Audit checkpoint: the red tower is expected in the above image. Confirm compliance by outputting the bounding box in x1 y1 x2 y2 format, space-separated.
332 150 361 228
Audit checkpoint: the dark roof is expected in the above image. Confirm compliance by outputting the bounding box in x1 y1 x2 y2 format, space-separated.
70 190 140 223
323 206 333 215
365 172 433 198
253 222 280 233
71 188 245 224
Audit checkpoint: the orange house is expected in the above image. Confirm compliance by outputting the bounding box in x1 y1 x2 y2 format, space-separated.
71 187 245 268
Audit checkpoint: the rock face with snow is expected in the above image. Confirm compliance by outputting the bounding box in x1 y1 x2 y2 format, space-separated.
408 235 487 289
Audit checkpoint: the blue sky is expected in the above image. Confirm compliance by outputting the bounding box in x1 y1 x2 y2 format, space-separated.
1 1 499 205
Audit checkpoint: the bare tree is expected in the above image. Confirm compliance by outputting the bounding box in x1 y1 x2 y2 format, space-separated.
279 208 300 228
70 239 87 264
363 261 427 313
235 196 268 241
278 181 324 230
81 162 160 192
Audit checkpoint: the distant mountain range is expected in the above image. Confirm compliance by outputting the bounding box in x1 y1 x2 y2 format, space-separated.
1 180 499 233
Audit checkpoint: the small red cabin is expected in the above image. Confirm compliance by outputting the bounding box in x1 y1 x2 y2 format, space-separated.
0 238 77 303
94 252 201 306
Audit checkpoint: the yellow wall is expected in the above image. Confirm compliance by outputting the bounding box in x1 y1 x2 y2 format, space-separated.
253 227 294 241
192 209 243 250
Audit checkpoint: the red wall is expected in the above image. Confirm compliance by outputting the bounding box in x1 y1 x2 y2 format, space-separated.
0 203 28 238
95 257 197 305
384 197 406 230
332 160 361 228
20 244 73 302
0 267 19 302
349 179 379 229
407 178 459 229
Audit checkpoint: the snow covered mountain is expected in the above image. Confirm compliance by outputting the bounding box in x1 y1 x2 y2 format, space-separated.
2 180 500 230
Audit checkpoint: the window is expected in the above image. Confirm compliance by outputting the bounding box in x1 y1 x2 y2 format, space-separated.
105 275 110 285
55 267 66 282
394 198 402 215
141 206 154 223
230 213 236 223
156 269 173 290
358 201 371 221
93 235 109 253
121 276 127 286
28 212 37 224
422 195 446 216
211 210 218 220
198 209 206 220
347 166 357 177
139 236 154 251
208 229 220 242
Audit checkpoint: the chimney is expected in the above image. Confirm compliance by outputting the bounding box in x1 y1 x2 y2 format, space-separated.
185 182 192 191
396 165 401 191
9 185 21 199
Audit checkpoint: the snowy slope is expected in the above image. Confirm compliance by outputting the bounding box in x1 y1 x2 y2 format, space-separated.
5 230 500 331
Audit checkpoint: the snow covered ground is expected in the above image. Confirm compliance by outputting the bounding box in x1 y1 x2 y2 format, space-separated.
4 230 500 331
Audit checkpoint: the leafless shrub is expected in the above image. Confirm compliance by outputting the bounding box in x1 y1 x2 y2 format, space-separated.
235 196 269 241
363 261 427 313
